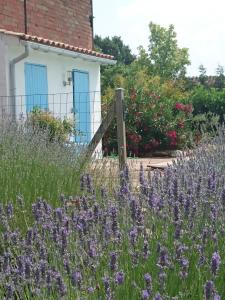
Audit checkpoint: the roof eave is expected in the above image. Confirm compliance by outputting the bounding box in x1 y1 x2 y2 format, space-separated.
21 40 117 65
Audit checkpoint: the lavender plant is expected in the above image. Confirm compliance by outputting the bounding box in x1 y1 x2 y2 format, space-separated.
0 122 87 206
0 125 225 299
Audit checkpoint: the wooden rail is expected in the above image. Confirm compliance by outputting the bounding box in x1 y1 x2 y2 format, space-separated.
85 88 127 170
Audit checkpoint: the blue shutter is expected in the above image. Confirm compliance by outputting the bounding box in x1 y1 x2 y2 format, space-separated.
73 70 90 143
25 63 48 112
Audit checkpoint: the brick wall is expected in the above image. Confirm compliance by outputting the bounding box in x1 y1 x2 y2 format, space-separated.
0 0 25 32
0 0 93 49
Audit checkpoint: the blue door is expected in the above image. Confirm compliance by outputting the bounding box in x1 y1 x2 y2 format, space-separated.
73 70 90 143
25 63 48 112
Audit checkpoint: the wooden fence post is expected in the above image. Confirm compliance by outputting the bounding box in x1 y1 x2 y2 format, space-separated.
115 88 127 170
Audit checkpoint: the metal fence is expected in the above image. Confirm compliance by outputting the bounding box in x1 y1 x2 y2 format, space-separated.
0 91 102 145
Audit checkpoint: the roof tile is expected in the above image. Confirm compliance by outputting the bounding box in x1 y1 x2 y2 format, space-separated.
0 29 115 61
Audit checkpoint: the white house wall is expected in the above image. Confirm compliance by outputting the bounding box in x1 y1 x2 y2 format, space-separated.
4 37 101 150
0 36 8 119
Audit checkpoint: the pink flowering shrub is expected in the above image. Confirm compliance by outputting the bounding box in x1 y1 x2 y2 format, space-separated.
103 86 193 157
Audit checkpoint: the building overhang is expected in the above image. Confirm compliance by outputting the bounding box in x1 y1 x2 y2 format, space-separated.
0 29 117 65
21 40 117 65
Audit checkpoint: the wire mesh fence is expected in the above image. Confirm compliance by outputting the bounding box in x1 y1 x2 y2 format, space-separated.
0 91 102 145
0 90 163 186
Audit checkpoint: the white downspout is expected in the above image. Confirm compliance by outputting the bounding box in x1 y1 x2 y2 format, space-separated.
9 45 29 119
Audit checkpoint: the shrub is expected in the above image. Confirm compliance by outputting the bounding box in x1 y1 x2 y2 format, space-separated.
103 82 193 156
190 86 225 122
28 108 74 142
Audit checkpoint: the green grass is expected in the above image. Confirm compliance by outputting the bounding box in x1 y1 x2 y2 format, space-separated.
0 123 85 206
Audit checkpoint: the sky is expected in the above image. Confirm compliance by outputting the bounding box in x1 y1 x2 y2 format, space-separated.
93 0 225 75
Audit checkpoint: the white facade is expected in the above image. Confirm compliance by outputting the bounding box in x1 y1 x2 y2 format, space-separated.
0 33 115 155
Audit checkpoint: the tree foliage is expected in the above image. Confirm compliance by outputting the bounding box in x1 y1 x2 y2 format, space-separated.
94 35 136 65
138 22 190 80
215 64 225 90
199 64 207 86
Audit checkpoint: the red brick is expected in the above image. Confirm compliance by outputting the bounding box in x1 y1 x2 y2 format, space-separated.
0 0 93 49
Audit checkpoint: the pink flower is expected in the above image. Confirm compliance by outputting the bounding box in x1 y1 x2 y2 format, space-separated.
167 131 177 139
175 103 185 111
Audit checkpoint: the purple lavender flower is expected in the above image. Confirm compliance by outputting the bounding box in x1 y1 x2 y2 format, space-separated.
103 276 110 291
143 239 150 260
5 202 13 218
110 206 119 234
87 286 95 293
142 289 150 300
131 250 139 265
71 271 82 287
10 231 19 245
153 293 163 300
184 196 191 216
178 191 185 205
211 251 221 275
179 257 189 279
88 240 97 258
144 273 152 286
5 282 14 299
122 164 129 182
210 204 218 223
103 276 111 298
158 247 170 267
175 243 188 259
214 294 221 300
56 273 67 296
61 227 68 251
40 260 47 279
129 227 138 245
158 268 167 289
208 174 215 191
172 178 178 200
24 257 32 280
109 252 117 271
39 245 47 260
173 202 180 222
204 280 214 300
34 266 41 283
63 259 70 275
55 208 63 222
93 203 100 222
46 269 53 291
115 271 124 285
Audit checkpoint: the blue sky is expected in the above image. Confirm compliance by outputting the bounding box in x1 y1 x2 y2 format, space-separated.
93 0 225 75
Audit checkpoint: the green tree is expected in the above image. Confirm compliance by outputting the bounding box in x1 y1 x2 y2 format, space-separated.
138 22 190 80
94 35 136 65
199 64 207 86
215 64 225 90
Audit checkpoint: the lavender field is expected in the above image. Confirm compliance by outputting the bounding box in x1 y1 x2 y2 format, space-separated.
0 127 225 299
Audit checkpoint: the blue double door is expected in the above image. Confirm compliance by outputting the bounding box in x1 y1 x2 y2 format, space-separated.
25 64 91 143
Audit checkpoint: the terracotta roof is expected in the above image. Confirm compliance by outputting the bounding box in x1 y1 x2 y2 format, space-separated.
0 29 115 61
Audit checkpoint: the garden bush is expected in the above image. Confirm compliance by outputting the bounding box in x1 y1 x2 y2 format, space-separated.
190 86 225 122
103 75 194 156
0 126 225 299
28 108 74 143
